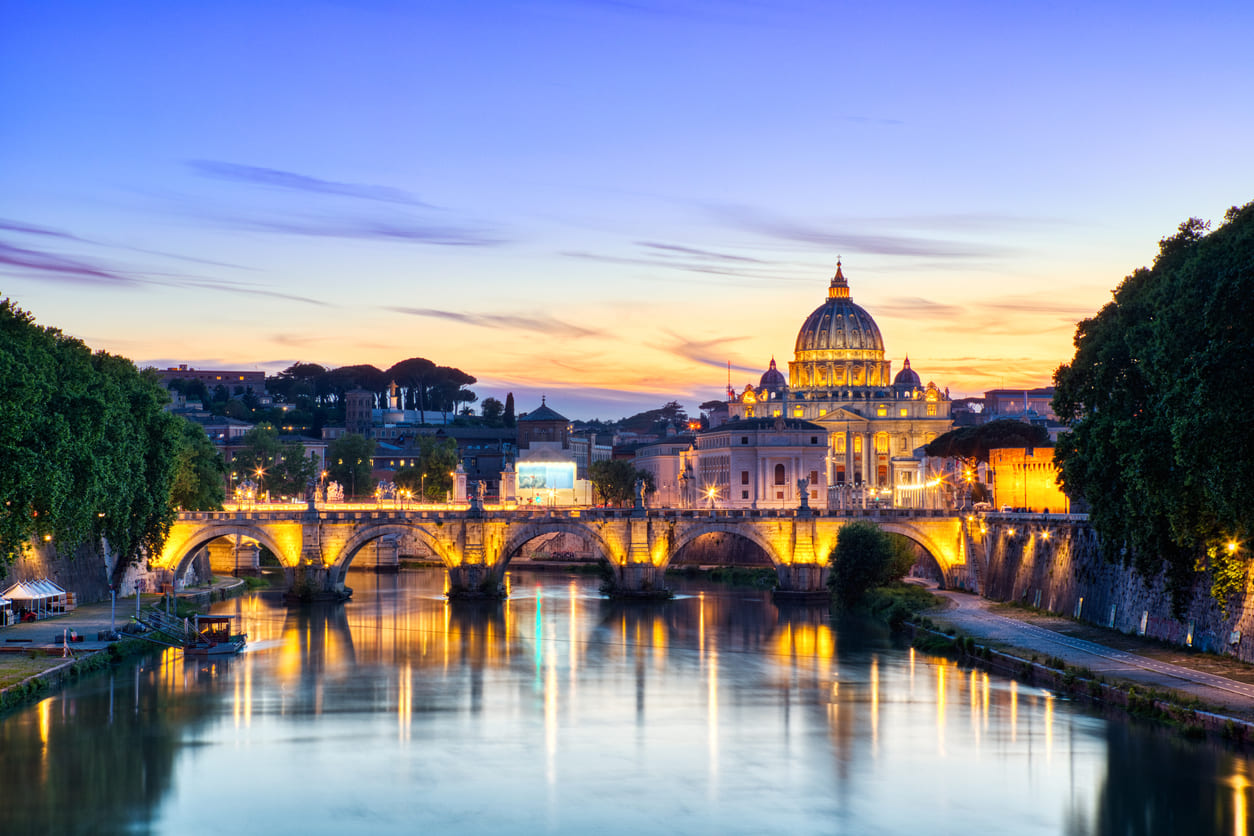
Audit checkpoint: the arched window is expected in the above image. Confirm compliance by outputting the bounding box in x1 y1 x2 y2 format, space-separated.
774 464 786 485
874 433 889 454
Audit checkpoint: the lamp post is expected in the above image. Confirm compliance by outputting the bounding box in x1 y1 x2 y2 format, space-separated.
421 472 426 504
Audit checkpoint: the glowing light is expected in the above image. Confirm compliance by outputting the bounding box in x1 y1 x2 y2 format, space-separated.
1227 540 1240 554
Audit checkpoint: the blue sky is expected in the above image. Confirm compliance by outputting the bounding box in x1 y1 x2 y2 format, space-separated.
3 0 1252 419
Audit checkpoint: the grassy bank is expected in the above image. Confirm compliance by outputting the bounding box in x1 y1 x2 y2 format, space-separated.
0 637 154 717
902 619 1254 744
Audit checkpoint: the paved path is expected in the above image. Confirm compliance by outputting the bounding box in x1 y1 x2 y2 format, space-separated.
928 587 1254 717
1 580 244 653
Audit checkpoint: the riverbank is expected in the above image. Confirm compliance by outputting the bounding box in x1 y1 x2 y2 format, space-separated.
913 584 1254 742
0 575 251 716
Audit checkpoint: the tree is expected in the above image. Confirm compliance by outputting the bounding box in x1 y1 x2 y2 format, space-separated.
230 424 316 498
588 459 652 506
504 392 516 428
923 419 1050 469
169 419 226 511
327 433 376 499
0 300 183 585
392 436 458 500
827 522 915 604
1053 202 1254 613
480 397 504 426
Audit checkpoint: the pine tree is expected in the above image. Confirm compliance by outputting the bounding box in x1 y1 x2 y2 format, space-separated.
504 392 516 428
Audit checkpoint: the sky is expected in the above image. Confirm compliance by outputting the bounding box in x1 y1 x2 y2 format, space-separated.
3 1 1252 420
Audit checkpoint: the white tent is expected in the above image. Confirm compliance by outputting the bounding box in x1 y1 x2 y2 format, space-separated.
2 579 66 620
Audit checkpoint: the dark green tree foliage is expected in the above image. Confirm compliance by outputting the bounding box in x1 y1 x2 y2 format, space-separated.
827 522 916 604
392 436 458 500
617 401 689 435
1053 203 1254 613
480 397 505 426
588 459 653 506
327 433 377 499
504 392 516 428
923 419 1051 466
0 301 182 582
231 425 317 498
169 418 226 511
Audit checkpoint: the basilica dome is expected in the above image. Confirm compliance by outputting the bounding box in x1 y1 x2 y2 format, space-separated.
788 262 891 391
893 356 921 389
759 357 786 392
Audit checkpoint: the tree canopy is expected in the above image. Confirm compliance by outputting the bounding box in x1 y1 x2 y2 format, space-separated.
923 419 1051 471
588 459 654 506
827 522 916 604
326 433 376 499
1053 202 1254 611
0 300 185 583
392 436 459 500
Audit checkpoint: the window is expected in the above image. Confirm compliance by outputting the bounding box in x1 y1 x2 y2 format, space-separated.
819 408 827 417
899 408 908 416
741 471 749 485
874 433 889 454
876 406 888 417
810 436 819 445
741 437 749 445
835 434 846 453
794 406 803 417
774 463 786 485
926 404 937 416
776 491 784 500
741 490 749 499
836 466 846 484
854 436 863 454
809 470 819 485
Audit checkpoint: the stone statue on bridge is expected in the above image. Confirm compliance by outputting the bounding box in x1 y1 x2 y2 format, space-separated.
797 476 810 511
633 478 645 511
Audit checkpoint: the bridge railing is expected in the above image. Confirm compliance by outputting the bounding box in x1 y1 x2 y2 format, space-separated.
178 505 966 523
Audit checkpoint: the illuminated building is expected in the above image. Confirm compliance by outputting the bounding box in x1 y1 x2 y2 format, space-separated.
987 446 1072 513
508 399 606 506
728 262 954 497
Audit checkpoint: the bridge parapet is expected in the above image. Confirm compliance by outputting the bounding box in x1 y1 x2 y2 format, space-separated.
166 508 968 602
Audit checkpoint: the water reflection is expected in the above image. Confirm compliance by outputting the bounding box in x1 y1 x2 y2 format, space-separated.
0 568 1250 835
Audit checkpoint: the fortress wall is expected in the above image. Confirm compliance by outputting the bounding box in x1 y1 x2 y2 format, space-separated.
972 518 1254 663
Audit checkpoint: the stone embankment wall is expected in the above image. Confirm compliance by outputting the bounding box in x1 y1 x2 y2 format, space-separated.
2 541 193 605
968 516 1254 663
2 541 113 604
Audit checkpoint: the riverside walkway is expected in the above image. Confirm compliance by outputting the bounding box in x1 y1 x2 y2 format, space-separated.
927 586 1254 720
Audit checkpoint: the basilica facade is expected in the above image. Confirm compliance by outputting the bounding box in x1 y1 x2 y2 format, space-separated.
726 262 953 501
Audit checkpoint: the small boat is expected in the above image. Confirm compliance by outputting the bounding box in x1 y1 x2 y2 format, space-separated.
135 610 247 656
184 615 247 656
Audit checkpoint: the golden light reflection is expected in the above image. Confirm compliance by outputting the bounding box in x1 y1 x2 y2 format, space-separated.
1044 691 1053 762
545 645 558 787
969 669 979 747
982 672 990 731
569 581 578 686
936 664 946 755
870 657 879 751
1231 759 1250 836
1010 680 1018 743
399 661 412 742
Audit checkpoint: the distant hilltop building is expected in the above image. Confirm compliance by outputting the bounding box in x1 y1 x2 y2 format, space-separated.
154 364 266 395
727 261 953 490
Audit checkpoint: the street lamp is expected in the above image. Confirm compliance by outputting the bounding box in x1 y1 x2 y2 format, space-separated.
421 472 426 504
706 486 718 510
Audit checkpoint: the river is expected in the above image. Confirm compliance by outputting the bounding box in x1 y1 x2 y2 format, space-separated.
0 568 1249 835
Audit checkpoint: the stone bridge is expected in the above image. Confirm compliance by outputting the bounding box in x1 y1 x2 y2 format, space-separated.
158 506 973 602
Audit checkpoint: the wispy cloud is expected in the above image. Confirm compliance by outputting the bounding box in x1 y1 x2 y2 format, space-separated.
562 239 797 283
636 241 770 264
665 332 760 373
1 217 251 271
387 307 598 338
188 160 435 208
0 228 324 304
0 241 141 286
213 214 504 246
873 297 967 320
708 205 1019 259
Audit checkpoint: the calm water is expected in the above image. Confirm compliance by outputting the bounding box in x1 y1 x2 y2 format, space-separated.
1 568 1250 835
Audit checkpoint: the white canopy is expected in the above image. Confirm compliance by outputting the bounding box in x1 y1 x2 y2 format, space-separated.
2 579 65 602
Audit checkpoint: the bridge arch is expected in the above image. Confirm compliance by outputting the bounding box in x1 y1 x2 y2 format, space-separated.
668 522 788 569
329 523 455 586
498 520 621 570
875 520 965 588
161 521 296 582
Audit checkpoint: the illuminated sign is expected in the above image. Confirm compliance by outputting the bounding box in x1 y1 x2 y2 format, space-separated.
518 462 575 490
